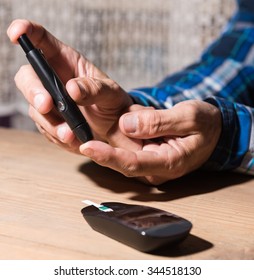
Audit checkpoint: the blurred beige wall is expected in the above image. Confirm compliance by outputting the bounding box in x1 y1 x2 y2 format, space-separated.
0 0 235 129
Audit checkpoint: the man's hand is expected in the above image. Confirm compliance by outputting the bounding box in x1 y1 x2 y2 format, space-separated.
8 20 221 185
80 100 222 185
7 19 141 154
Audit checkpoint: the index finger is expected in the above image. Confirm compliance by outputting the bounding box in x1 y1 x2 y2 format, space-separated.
79 140 181 179
7 19 63 60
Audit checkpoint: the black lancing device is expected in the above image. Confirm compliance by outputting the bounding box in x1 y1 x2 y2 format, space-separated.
18 34 93 143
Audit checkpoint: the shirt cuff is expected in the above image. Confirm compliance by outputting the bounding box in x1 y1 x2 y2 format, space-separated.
203 96 251 171
128 90 165 109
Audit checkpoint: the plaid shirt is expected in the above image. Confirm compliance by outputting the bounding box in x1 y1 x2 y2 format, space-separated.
129 0 254 175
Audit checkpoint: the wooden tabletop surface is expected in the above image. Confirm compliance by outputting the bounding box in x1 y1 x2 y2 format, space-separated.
0 128 253 260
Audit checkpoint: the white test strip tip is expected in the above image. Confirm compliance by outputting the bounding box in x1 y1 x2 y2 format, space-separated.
82 200 113 212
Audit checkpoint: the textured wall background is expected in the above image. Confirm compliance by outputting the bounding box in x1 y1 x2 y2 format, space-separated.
0 0 236 129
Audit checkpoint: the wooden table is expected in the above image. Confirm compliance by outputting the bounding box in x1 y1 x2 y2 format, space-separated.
0 128 253 260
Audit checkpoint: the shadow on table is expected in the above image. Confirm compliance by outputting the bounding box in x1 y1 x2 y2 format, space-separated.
149 234 213 257
79 162 244 257
78 161 252 202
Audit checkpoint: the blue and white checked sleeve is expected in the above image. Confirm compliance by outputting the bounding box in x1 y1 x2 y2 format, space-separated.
128 0 254 175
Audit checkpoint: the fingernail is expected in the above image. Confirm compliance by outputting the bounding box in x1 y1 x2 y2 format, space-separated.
34 94 45 110
123 114 137 133
57 125 67 141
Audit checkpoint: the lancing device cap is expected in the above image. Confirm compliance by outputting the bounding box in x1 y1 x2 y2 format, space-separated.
73 123 93 143
18 34 34 54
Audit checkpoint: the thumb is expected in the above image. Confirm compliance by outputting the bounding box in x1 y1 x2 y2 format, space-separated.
119 109 181 139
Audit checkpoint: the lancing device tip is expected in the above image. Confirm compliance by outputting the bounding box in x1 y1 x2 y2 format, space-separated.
82 200 113 212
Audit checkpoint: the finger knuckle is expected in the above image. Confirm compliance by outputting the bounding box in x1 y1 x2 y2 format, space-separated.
107 79 121 92
121 162 141 178
138 111 161 136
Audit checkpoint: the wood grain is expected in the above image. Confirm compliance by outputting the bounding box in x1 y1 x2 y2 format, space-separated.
0 128 253 259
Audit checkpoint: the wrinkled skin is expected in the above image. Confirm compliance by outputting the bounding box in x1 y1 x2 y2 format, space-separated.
8 19 222 185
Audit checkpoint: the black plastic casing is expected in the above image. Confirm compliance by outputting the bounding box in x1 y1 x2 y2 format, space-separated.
18 34 93 143
81 202 192 252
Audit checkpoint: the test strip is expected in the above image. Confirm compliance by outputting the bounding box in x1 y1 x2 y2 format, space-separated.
82 200 113 212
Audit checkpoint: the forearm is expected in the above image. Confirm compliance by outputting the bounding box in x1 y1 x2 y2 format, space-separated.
129 1 254 109
128 1 254 175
